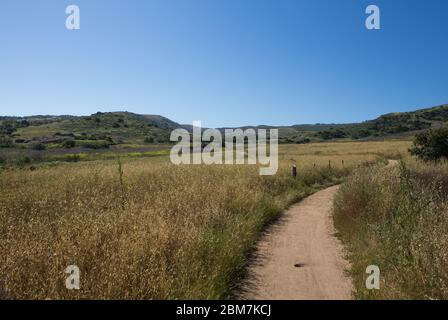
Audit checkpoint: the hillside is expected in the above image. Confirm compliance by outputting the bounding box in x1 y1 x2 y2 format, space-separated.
1 104 447 149
311 104 448 141
223 104 448 143
0 112 180 149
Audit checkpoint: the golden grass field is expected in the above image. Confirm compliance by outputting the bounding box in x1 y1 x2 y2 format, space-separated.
0 140 411 299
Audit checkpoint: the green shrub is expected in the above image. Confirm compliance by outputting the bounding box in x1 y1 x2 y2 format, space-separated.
65 154 81 162
15 156 31 166
80 141 110 149
62 140 76 148
0 136 13 148
296 138 310 144
31 142 46 150
409 127 448 162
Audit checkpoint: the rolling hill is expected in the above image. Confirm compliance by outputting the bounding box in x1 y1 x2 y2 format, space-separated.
1 104 447 149
0 112 180 148
221 104 448 143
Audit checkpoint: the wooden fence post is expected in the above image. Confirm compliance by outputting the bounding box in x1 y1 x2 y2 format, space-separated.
292 165 297 178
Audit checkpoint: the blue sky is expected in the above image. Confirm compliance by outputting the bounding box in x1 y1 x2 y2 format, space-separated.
1 0 448 127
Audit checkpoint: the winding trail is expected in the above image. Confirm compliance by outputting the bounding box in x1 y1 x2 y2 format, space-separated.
238 185 353 300
239 160 398 299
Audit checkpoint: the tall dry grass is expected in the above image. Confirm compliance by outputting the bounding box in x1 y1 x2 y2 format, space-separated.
333 158 448 299
0 141 401 299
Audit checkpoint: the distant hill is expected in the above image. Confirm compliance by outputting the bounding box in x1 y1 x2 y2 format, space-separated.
306 104 448 142
1 104 447 148
219 104 448 143
0 112 181 148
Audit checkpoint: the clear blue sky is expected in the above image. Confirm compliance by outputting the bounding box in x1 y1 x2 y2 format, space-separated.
1 0 448 127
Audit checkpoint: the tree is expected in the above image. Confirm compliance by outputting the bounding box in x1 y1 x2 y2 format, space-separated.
409 127 448 162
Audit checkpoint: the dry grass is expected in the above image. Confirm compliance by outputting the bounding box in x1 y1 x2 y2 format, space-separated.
333 158 448 299
279 140 411 160
0 141 403 299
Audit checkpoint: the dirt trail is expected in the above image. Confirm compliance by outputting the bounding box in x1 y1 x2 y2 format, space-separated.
238 185 352 300
238 160 399 300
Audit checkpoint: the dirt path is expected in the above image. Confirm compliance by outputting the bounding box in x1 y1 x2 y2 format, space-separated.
238 185 353 300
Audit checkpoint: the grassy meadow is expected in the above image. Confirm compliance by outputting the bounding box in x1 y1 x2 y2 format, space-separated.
334 157 448 299
0 140 410 299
